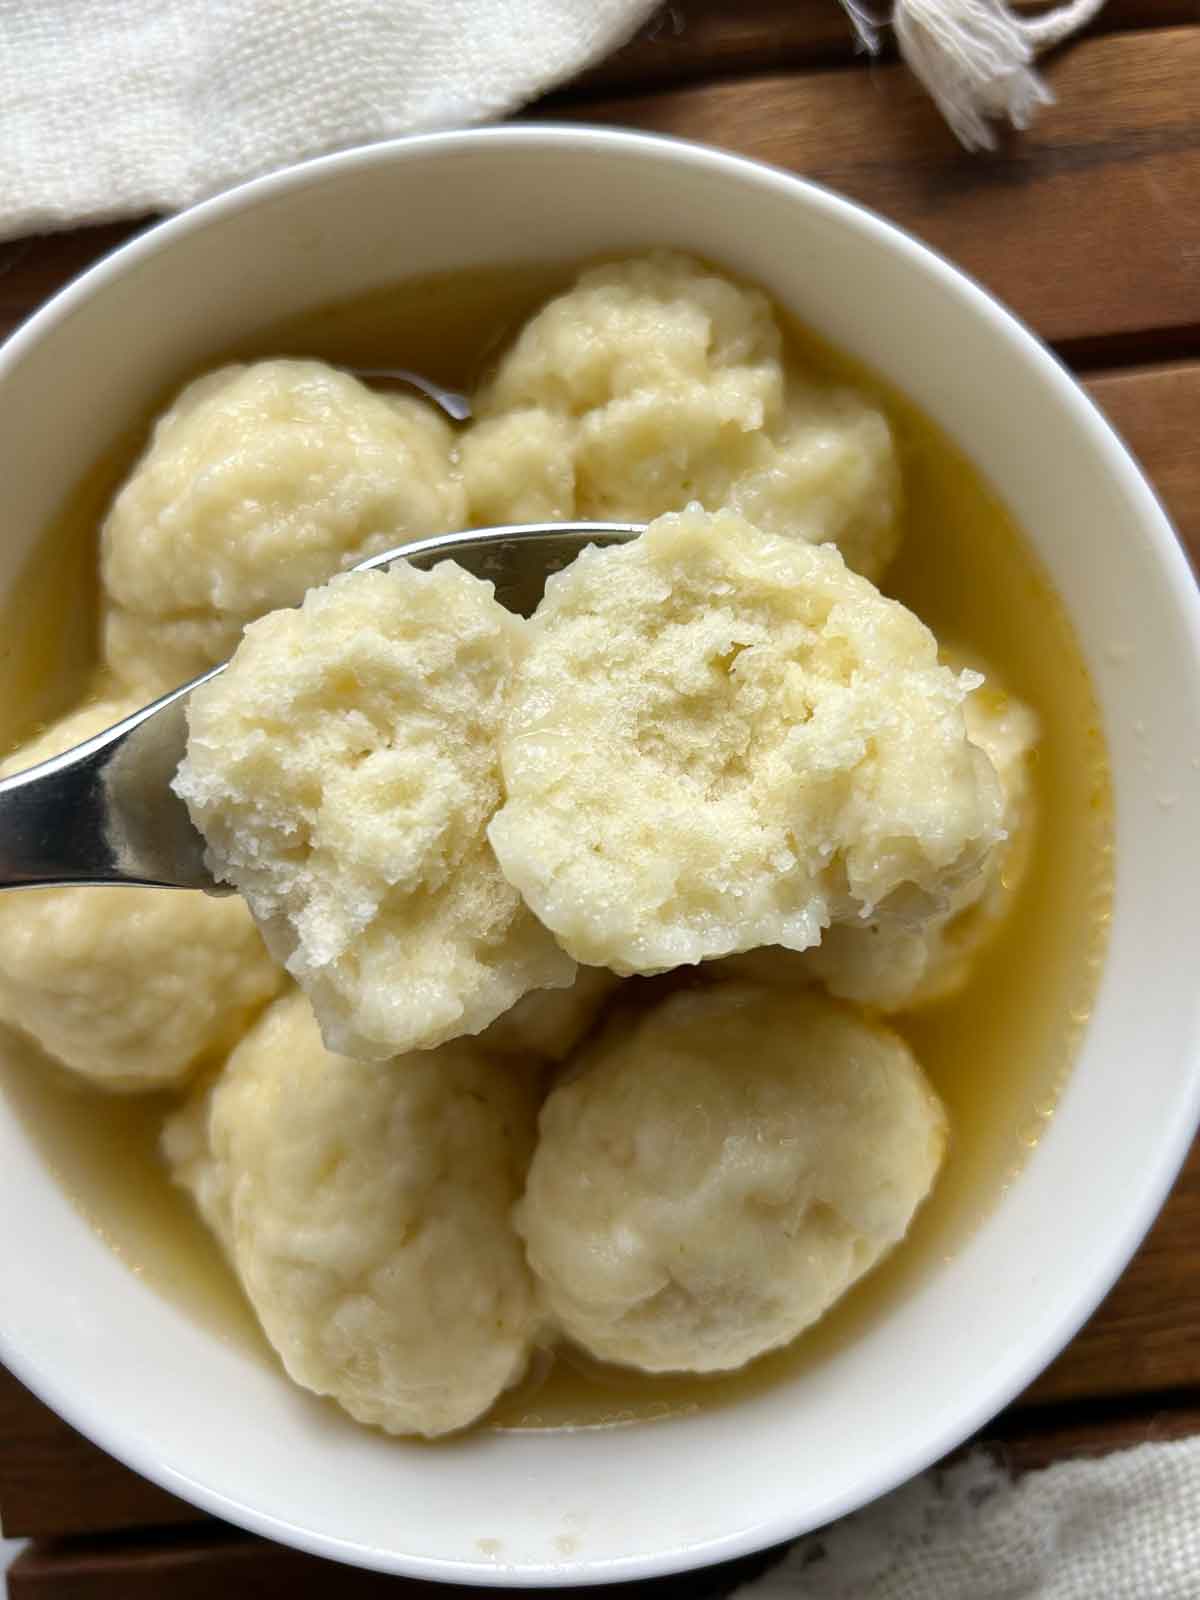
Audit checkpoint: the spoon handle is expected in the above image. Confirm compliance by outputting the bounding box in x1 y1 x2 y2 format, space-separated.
0 674 226 892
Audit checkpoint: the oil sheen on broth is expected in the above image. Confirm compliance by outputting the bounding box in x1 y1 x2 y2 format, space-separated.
0 264 1113 1430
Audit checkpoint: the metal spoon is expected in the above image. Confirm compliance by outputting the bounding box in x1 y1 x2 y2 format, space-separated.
354 368 472 423
0 522 643 894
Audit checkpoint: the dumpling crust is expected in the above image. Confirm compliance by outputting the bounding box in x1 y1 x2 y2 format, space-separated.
101 359 466 693
164 990 541 1437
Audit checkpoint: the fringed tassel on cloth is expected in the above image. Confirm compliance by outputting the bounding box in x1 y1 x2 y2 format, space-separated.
838 0 1108 150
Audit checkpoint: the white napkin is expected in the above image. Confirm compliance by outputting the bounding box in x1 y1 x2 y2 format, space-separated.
0 0 658 240
736 1441 1200 1600
0 0 1106 241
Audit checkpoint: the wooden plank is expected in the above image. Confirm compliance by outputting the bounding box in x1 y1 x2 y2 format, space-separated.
579 0 901 88
6 1529 784 1600
989 1398 1200 1475
9 1403 1199 1597
0 1365 200 1539
545 28 1200 353
6 1531 426 1600
580 0 1200 92
1086 361 1200 569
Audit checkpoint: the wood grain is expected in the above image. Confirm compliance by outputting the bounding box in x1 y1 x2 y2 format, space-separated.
10 1401 1200 1598
545 28 1200 353
1086 362 1200 568
6 1529 785 1600
988 1397 1200 1475
580 0 1200 92
0 1364 199 1539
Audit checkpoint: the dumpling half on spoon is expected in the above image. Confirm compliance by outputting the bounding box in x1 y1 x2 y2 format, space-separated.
174 561 574 1060
489 506 1004 975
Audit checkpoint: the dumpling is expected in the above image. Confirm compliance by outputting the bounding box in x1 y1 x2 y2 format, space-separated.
0 700 282 1089
164 990 541 1437
479 966 622 1064
174 562 574 1060
488 507 1004 974
101 360 466 693
745 668 1041 1012
463 252 899 581
518 982 947 1373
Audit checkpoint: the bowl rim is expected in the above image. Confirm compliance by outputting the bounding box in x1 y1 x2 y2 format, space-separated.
2 122 1199 1587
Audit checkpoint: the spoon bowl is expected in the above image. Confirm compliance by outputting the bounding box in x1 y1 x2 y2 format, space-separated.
0 521 643 893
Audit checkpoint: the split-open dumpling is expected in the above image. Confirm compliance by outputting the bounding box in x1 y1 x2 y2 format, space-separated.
175 562 573 1059
489 507 1004 975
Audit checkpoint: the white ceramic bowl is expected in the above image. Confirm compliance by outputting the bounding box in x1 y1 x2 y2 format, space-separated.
2 128 1199 1587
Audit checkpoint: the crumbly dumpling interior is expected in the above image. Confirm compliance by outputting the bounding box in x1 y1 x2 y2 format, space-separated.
163 990 541 1438
489 507 1004 975
518 982 947 1374
461 252 900 582
101 360 467 694
0 701 283 1089
721 668 1040 1011
174 562 574 1059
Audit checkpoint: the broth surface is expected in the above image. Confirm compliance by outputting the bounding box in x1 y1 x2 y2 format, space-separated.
0 264 1112 1428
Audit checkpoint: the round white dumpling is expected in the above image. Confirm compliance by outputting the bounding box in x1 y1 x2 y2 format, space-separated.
518 982 947 1373
0 700 283 1089
465 253 899 580
101 360 467 694
174 563 574 1060
796 669 1040 1011
164 990 540 1437
488 507 1004 975
459 409 577 527
479 251 783 441
722 390 901 583
480 966 622 1064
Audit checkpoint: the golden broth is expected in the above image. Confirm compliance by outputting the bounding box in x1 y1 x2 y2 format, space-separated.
0 264 1112 1429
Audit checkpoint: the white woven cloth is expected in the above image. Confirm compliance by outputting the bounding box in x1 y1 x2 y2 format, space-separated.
0 0 659 239
735 1441 1200 1599
0 0 1105 240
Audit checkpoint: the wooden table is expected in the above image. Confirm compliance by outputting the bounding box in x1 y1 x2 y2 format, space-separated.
2 3 1198 1593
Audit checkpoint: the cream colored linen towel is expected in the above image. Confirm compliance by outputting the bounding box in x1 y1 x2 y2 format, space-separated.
736 1442 1200 1599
